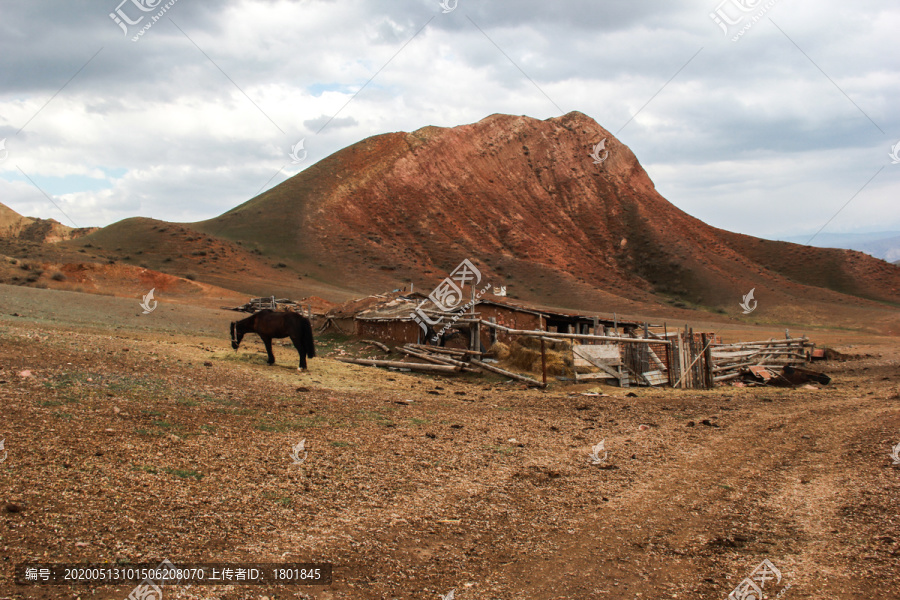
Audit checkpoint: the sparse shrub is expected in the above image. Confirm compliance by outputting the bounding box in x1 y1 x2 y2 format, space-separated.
191 251 206 257
163 257 172 262
51 272 66 282
275 263 287 268
184 273 196 280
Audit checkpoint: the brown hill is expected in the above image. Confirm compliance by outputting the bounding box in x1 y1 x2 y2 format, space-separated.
0 202 95 243
189 112 898 311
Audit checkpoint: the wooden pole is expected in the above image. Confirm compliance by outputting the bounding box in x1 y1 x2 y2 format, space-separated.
469 359 545 388
398 347 480 372
541 338 547 386
335 357 460 373
479 320 670 345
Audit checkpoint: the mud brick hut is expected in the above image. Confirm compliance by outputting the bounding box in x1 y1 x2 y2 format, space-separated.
475 298 649 345
320 290 428 344
324 291 660 349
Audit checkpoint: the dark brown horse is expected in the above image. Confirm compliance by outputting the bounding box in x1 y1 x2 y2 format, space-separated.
230 309 316 370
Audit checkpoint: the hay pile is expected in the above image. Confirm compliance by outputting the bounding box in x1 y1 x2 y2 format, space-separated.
497 337 573 377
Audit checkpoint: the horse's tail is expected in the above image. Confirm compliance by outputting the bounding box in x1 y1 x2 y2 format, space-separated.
302 316 316 358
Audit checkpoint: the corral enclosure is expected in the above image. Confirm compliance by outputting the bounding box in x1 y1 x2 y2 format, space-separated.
321 291 817 391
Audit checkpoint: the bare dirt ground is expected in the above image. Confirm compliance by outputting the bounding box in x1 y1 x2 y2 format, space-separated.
1 285 898 600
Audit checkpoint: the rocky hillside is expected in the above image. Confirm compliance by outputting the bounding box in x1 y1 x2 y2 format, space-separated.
188 112 898 312
0 203 95 243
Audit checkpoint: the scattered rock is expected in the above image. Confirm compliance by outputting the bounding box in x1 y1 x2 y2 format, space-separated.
296 387 311 393
425 432 436 439
17 370 32 378
687 421 695 427
625 392 638 398
203 361 213 367
5 504 23 513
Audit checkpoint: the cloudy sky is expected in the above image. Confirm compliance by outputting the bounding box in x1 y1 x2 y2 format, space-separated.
0 0 897 241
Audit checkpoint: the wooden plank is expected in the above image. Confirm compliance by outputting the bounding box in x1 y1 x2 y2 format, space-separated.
576 352 628 384
406 344 482 356
702 333 713 389
575 372 615 381
469 359 545 388
361 339 390 353
335 357 459 373
642 370 668 386
573 344 621 367
646 347 666 371
399 348 482 373
481 320 668 345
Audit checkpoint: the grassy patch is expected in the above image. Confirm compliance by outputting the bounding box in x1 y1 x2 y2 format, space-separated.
42 371 103 390
200 394 242 407
52 411 74 421
134 465 158 474
409 418 429 426
330 441 353 447
106 374 166 394
176 398 200 407
163 468 203 480
358 410 394 426
262 491 292 506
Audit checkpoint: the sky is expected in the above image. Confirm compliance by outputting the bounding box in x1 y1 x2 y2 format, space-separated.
0 0 897 241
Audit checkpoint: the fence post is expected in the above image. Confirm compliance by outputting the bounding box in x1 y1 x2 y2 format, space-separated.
541 338 547 386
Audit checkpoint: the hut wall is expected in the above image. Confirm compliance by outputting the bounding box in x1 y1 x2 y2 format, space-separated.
355 320 422 346
477 304 543 348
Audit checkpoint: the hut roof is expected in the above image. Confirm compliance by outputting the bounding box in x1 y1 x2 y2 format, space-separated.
327 290 656 329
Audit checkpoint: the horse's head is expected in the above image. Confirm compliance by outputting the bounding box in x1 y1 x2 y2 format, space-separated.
230 321 243 350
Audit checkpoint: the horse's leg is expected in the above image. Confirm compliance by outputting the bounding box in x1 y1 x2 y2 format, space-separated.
290 333 307 371
262 336 276 365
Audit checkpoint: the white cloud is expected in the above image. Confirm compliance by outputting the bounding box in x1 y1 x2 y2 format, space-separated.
0 0 896 239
